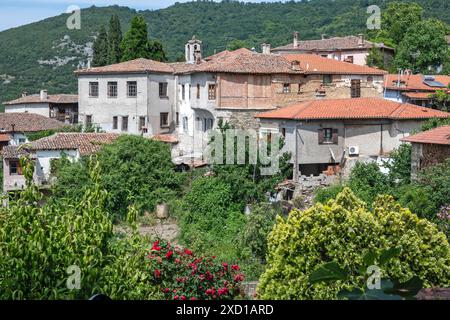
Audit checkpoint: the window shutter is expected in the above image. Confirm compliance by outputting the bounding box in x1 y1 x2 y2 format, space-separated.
332 129 338 144
318 129 325 144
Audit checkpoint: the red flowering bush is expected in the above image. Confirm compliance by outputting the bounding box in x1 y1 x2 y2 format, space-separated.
147 240 245 300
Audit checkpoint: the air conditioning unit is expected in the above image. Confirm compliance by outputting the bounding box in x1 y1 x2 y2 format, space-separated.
348 146 359 156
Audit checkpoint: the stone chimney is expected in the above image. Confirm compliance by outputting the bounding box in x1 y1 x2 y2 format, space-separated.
321 34 326 40
261 43 271 54
40 90 48 101
293 31 299 48
358 34 365 47
22 92 27 98
291 60 301 71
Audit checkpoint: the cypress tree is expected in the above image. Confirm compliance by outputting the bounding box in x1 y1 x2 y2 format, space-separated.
92 25 108 67
120 16 150 62
120 16 167 62
107 15 123 65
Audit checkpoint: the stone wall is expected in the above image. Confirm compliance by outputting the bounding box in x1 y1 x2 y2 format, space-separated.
411 143 450 178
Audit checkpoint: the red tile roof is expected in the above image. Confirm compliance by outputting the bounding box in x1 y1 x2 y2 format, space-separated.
0 113 68 132
385 74 450 91
151 134 179 144
1 145 32 159
272 35 394 52
401 126 450 145
0 133 11 142
256 98 450 120
4 94 78 105
31 132 120 156
174 48 304 74
284 54 387 75
76 58 174 75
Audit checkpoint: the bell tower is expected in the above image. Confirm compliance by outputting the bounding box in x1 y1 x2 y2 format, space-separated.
185 35 202 64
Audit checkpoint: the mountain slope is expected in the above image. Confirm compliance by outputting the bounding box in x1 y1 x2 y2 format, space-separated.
0 0 449 108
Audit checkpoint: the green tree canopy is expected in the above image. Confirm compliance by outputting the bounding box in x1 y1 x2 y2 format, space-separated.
92 25 108 67
258 188 450 300
107 14 123 64
382 1 424 45
394 19 449 73
120 16 167 62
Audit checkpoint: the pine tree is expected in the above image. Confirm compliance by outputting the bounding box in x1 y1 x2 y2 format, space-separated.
92 25 108 67
107 15 123 65
120 16 167 62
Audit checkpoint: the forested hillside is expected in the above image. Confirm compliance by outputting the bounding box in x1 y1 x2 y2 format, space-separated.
0 0 449 108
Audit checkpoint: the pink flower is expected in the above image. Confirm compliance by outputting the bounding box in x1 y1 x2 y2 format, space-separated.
154 269 161 278
234 274 244 282
180 295 187 300
231 265 240 271
222 262 228 271
174 295 179 300
191 297 197 301
184 248 193 255
151 240 161 251
166 251 174 260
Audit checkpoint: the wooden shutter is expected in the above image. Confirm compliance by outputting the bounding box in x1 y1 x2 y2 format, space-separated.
318 129 325 144
332 129 339 144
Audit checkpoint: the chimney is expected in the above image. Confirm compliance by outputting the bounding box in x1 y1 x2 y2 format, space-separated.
22 92 27 98
293 31 299 48
321 34 326 40
87 59 92 69
40 90 48 101
358 34 365 47
261 43 271 54
291 60 301 71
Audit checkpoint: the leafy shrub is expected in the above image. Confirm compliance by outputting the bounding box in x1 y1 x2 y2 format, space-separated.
314 184 345 204
394 184 436 219
0 158 160 299
147 240 244 300
239 203 279 263
257 188 450 300
348 162 390 205
384 143 412 186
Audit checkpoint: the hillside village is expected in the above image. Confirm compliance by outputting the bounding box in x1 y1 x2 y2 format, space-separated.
0 0 449 302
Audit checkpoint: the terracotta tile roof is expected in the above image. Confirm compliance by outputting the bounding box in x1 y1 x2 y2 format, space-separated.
272 35 394 52
402 92 436 100
151 134 179 144
256 98 450 120
284 54 387 75
4 94 78 105
385 74 450 91
173 48 304 75
31 132 120 156
1 145 31 159
401 126 450 145
76 58 174 75
0 113 68 132
0 133 11 142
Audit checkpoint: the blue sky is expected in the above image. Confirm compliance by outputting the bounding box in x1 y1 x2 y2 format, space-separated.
0 0 284 31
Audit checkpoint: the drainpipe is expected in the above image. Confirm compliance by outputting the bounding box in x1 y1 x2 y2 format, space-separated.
380 124 384 155
294 124 299 182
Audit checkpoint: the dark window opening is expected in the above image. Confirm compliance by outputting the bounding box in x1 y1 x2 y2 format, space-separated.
127 81 137 97
89 82 99 97
283 83 291 93
113 116 118 130
122 116 128 131
319 128 338 144
159 82 168 98
208 84 216 100
107 82 118 98
160 112 169 127
139 116 146 130
323 75 332 85
9 160 23 176
351 79 361 98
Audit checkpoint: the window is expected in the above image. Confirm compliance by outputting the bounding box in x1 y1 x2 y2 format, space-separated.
367 76 374 85
182 116 188 132
107 82 118 98
9 160 22 176
160 112 169 127
196 84 200 99
122 116 128 132
181 85 186 100
89 82 99 97
351 79 361 98
298 83 303 94
345 56 354 63
208 84 216 100
176 112 179 127
127 81 137 97
85 115 92 127
283 83 291 94
113 116 118 130
281 128 286 138
139 117 146 130
18 138 26 144
323 75 332 85
203 118 213 132
318 128 338 145
159 82 168 98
